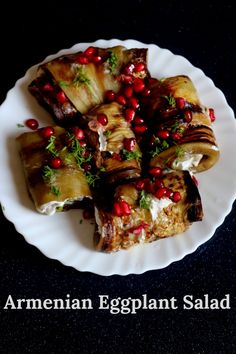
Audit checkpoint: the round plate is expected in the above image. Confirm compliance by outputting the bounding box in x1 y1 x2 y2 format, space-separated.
0 39 236 276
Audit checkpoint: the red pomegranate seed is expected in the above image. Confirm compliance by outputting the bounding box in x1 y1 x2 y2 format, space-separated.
41 126 54 138
123 86 133 98
148 167 162 177
154 179 164 189
133 124 147 134
133 116 144 125
105 90 116 102
84 46 96 57
76 55 89 64
56 91 67 104
141 88 151 97
125 108 136 123
123 63 135 75
92 55 102 64
71 127 85 140
184 110 192 123
97 113 108 126
172 132 181 141
82 162 92 172
134 62 145 72
129 97 139 110
172 191 181 203
176 97 186 109
25 118 39 130
112 153 122 161
42 83 53 91
123 75 133 85
123 137 136 151
113 201 123 217
165 188 174 199
79 140 87 148
50 157 62 169
116 95 127 106
157 130 170 139
209 108 216 122
149 135 157 147
154 187 167 199
133 78 145 93
119 200 131 216
135 180 146 190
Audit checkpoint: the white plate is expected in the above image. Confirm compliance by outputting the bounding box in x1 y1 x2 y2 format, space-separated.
0 39 236 276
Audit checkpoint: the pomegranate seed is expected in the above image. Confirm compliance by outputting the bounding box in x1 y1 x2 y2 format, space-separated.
172 191 181 203
50 157 62 169
157 130 170 139
176 97 186 109
25 118 39 130
146 181 155 194
155 187 167 199
135 180 146 190
165 188 174 199
148 167 162 177
123 63 135 75
129 97 139 110
41 126 54 138
134 62 145 72
123 75 133 85
125 108 136 123
120 200 131 216
79 140 87 148
128 222 149 234
149 135 157 147
133 78 145 93
123 137 136 151
184 110 192 123
71 127 85 140
133 116 144 125
123 86 133 98
84 46 96 57
97 113 108 126
141 88 151 97
172 132 181 141
209 108 216 122
112 153 122 161
56 91 67 104
76 55 89 64
133 124 147 134
154 179 164 189
92 55 102 64
113 201 123 217
82 162 92 172
116 95 127 105
105 90 116 102
42 83 53 91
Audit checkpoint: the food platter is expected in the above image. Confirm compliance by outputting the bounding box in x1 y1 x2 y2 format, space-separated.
0 38 236 276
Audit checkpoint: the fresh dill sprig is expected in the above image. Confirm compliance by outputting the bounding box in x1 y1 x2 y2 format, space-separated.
162 94 176 107
107 51 118 74
45 136 58 157
122 149 142 161
139 190 152 209
73 67 91 87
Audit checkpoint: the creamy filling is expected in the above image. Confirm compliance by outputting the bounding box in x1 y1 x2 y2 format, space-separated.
172 153 203 171
98 127 107 151
149 196 172 221
38 201 65 216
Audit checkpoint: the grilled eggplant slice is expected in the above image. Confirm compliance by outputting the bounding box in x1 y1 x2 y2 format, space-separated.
94 170 203 252
17 126 92 215
141 75 220 172
28 46 149 126
83 102 142 184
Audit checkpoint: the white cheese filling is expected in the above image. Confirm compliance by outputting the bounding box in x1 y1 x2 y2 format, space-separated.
149 196 172 221
38 201 65 216
172 152 203 171
98 127 107 151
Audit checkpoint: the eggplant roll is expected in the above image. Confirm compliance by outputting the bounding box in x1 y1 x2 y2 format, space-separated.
83 102 142 184
141 75 220 172
94 170 203 252
28 46 149 125
17 126 92 215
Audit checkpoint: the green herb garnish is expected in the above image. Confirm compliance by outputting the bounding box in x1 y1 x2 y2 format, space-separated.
17 123 24 128
107 51 118 74
50 185 61 197
73 67 91 87
139 190 152 209
59 80 69 87
162 94 176 107
104 130 112 138
85 172 100 187
46 136 58 157
42 165 56 183
68 133 92 167
175 144 186 158
122 149 142 161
